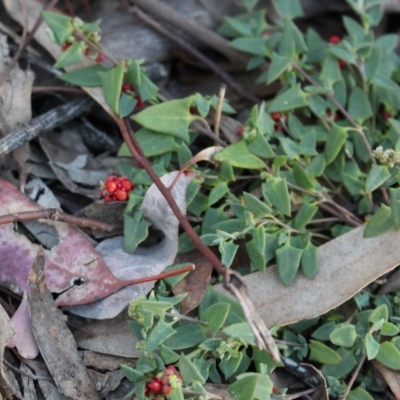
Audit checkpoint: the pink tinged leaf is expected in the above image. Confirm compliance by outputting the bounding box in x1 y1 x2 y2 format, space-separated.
65 171 194 319
7 292 38 359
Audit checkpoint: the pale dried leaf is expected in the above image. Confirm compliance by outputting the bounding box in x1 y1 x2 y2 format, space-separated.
215 226 400 327
372 360 400 398
0 304 15 399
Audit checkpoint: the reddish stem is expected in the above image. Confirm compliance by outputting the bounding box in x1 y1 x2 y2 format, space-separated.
125 265 195 286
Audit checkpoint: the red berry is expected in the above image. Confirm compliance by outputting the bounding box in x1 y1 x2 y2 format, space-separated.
165 365 177 375
61 43 72 51
104 193 116 203
338 59 346 69
184 170 193 176
115 190 128 201
84 47 91 56
274 124 284 133
135 96 144 110
271 112 282 122
105 180 118 194
121 178 133 191
236 126 244 136
328 35 341 44
161 376 169 385
121 83 134 94
189 106 197 115
95 53 105 63
148 379 162 394
162 385 173 395
382 110 391 121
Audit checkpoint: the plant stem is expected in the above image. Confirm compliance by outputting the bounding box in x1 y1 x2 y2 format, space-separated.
342 354 366 400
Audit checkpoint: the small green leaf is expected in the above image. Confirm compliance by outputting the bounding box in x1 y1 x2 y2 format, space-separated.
163 323 207 350
123 210 151 253
213 141 265 169
321 348 357 379
220 241 239 268
320 54 342 87
268 85 308 112
376 342 400 370
329 325 357 347
347 387 374 400
178 354 206 384
203 303 230 336
293 162 314 190
267 53 292 84
99 61 125 114
293 202 318 230
247 132 275 159
53 41 84 69
222 323 256 346
364 204 394 238
209 182 230 206
381 322 399 336
262 178 291 216
243 192 272 218
58 64 109 86
324 125 348 165
274 0 304 19
369 304 389 324
365 164 390 193
160 344 180 365
365 332 380 360
121 365 144 383
220 352 243 379
276 243 302 286
279 19 307 56
133 96 198 142
301 241 318 279
229 37 267 56
312 322 337 341
330 45 356 64
390 187 400 230
119 93 137 118
309 340 341 364
146 319 176 353
42 11 73 44
348 86 373 123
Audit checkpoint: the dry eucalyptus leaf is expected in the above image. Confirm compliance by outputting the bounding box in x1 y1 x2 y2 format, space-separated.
0 304 15 399
28 248 100 399
372 360 400 398
216 226 400 327
82 350 135 371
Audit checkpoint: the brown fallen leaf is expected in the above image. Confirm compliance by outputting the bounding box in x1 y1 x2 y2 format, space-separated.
28 248 100 399
215 226 400 327
82 350 135 371
0 304 15 399
372 360 400 398
173 250 213 314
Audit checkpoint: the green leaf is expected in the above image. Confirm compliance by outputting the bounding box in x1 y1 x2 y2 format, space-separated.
163 322 207 350
178 354 206 384
320 54 343 87
262 178 291 216
160 344 180 365
99 61 125 114
229 37 267 56
243 192 272 218
132 128 178 157
276 243 302 286
364 204 394 238
213 141 265 169
381 322 399 336
121 365 144 383
274 0 303 19
203 303 230 336
42 11 73 44
267 53 291 84
146 319 176 353
309 340 341 364
268 85 308 112
390 187 400 230
247 132 275 159
321 348 357 379
369 304 389 324
301 241 318 279
53 41 84 69
243 0 259 11
228 373 273 400
126 61 158 101
293 162 314 190
312 322 337 341
279 19 307 57
330 45 356 64
220 352 243 379
220 241 239 268
364 332 380 360
347 387 374 400
376 342 400 370
209 182 230 206
222 322 255 346
123 210 151 253
58 64 109 86
329 325 356 347
133 96 198 142
348 86 373 123
365 164 390 193
246 227 266 272
294 202 318 230
119 93 137 118
324 125 348 166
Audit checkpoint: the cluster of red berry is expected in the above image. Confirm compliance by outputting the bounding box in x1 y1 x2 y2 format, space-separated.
121 83 144 110
328 35 346 69
145 365 183 399
271 111 285 132
100 175 134 202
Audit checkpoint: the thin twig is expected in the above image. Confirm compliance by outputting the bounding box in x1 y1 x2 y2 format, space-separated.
0 97 94 157
3 360 53 382
32 86 85 94
0 0 59 87
0 209 120 233
280 387 318 400
342 354 366 400
214 84 226 141
130 7 260 104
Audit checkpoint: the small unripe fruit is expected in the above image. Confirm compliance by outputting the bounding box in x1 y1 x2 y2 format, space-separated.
236 126 244 136
95 53 105 63
162 385 173 395
271 112 282 122
328 35 341 44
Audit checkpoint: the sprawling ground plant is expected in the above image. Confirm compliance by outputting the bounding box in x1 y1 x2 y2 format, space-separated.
44 0 400 398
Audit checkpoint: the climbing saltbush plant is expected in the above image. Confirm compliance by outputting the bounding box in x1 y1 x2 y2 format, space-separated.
43 0 400 397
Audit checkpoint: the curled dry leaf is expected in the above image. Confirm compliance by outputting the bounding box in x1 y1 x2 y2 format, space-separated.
28 248 100 399
216 226 400 327
0 303 15 399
